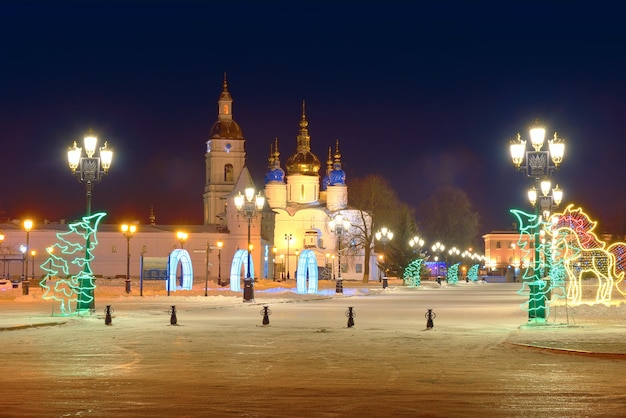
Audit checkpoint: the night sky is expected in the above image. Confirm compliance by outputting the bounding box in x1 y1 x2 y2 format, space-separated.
2 2 625 235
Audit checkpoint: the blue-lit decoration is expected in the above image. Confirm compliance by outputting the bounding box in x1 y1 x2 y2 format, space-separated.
167 249 193 291
447 262 461 284
39 212 106 315
467 264 479 282
295 249 319 294
229 249 254 292
403 259 423 287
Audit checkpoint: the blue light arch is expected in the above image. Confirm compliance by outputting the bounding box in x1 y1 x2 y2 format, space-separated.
296 249 319 294
230 249 254 292
168 249 193 291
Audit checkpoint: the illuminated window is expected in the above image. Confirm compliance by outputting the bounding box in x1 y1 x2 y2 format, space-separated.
223 104 229 115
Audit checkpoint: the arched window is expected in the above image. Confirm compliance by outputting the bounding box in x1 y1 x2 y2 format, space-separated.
224 164 234 182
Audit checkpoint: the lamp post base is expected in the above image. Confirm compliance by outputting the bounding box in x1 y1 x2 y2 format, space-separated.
243 278 254 302
336 279 343 294
382 277 388 289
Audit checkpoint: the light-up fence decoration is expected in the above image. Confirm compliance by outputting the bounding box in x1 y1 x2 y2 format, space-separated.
403 258 423 287
39 212 106 316
552 204 626 304
295 249 319 294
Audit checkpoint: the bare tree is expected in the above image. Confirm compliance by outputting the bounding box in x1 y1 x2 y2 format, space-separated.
417 186 480 251
348 175 401 282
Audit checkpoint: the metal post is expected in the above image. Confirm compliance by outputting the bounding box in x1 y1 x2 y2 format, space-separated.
243 217 254 302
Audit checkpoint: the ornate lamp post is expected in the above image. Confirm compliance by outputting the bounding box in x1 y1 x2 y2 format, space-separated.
510 122 565 323
22 219 33 295
375 227 393 288
121 224 137 294
234 187 265 302
217 240 223 286
284 233 293 280
67 129 113 312
0 232 4 279
329 213 350 294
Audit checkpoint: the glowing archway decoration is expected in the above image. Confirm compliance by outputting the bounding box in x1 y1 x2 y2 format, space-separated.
295 249 319 294
39 212 107 316
229 249 254 292
168 249 193 291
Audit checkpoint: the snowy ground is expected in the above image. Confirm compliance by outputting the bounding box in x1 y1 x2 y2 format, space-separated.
2 279 626 417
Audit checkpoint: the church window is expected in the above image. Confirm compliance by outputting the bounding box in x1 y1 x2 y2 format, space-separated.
224 164 234 182
223 104 229 115
300 184 305 200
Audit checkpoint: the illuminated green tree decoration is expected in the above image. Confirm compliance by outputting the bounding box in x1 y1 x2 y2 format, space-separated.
403 258 423 287
39 212 106 315
447 262 460 284
467 264 479 282
510 208 552 318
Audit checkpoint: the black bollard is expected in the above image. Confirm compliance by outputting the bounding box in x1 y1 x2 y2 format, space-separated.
260 305 272 325
125 278 131 294
170 305 178 325
104 305 113 325
345 306 355 328
425 308 436 330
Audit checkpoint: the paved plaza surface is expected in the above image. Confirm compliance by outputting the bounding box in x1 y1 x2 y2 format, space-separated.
2 280 626 417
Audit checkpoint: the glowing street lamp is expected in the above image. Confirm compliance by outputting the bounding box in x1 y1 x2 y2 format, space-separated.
375 227 393 288
176 231 188 249
23 219 33 295
329 213 350 294
234 186 265 302
509 121 565 323
67 129 113 312
217 240 223 286
121 224 137 294
431 242 445 279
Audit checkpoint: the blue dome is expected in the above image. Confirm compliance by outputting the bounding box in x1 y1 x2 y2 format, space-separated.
329 169 346 185
321 175 330 191
265 167 285 184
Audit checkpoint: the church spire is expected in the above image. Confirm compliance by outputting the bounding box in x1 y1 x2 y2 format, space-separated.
218 71 233 121
296 100 311 152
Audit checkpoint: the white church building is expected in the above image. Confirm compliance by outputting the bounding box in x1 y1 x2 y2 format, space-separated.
0 77 377 292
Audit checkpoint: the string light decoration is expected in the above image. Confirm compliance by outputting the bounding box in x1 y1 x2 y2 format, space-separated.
552 204 626 304
467 264 480 282
403 259 423 287
39 212 106 315
446 262 461 285
510 208 553 318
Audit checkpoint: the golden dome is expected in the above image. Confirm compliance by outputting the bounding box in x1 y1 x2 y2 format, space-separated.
286 100 320 176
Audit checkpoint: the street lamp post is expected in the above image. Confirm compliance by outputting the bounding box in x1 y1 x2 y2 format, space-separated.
0 232 4 279
272 247 277 281
205 241 211 297
431 241 445 280
375 227 393 288
23 219 33 295
329 213 350 294
284 233 293 280
234 187 265 302
510 122 565 323
121 224 137 294
30 250 36 281
67 129 113 312
217 240 223 286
